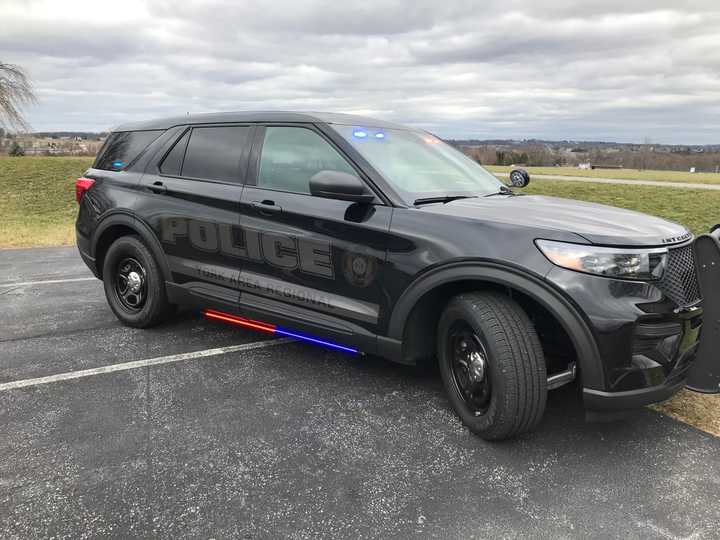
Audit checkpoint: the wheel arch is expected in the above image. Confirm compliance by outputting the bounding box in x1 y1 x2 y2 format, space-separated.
387 262 606 389
91 211 171 282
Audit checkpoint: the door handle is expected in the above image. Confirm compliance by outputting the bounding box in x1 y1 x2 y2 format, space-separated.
251 200 282 215
149 181 167 194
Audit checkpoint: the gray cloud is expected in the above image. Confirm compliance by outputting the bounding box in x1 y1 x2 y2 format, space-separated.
1 0 718 143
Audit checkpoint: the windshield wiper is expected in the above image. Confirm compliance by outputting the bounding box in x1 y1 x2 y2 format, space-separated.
483 185 515 197
413 195 478 206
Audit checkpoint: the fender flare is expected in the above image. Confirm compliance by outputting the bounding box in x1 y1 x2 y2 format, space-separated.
91 211 172 282
387 261 606 390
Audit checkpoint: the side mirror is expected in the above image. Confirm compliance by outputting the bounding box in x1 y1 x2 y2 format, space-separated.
508 168 530 188
310 170 375 203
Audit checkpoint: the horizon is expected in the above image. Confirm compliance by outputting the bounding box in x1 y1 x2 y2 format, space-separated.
10 128 719 148
2 1 719 144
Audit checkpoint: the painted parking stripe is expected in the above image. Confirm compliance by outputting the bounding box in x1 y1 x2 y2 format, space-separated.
0 277 97 288
0 337 294 392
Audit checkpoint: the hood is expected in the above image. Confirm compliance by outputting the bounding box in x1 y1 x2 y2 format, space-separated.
418 195 691 247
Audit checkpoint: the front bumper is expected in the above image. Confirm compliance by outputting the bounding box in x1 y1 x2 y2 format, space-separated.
545 261 703 411
583 379 686 411
582 334 699 411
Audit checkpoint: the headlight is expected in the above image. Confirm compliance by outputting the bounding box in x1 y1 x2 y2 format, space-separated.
535 240 667 281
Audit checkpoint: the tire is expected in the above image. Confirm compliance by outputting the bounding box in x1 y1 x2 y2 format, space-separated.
437 291 547 440
102 235 173 328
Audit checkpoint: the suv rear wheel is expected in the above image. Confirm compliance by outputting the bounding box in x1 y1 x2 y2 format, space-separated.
102 236 173 328
438 292 547 440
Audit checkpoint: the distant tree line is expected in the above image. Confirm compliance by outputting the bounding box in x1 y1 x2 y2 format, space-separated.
456 141 720 173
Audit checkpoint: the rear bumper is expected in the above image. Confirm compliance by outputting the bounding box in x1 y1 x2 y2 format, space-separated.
76 225 100 278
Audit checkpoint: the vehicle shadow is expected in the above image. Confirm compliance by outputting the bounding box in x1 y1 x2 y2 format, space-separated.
343 348 700 449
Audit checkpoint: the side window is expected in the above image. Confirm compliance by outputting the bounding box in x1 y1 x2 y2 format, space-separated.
159 129 190 176
181 126 252 183
94 130 163 171
257 127 356 194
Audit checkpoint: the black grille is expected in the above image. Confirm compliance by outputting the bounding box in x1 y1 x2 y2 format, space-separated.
659 244 701 307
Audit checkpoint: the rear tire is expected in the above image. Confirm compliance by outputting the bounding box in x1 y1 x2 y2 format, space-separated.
437 292 547 440
102 236 173 328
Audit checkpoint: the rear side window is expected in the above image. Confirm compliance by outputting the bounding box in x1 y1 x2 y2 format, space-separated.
160 129 190 176
95 130 163 171
257 127 356 194
181 126 252 183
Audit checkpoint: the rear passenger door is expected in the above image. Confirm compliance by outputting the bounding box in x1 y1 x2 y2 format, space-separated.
137 124 254 311
238 125 393 352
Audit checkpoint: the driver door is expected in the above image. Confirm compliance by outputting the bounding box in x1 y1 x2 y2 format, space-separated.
237 124 393 352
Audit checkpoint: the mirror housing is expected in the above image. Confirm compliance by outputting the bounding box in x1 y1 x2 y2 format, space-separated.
508 168 530 188
309 170 375 203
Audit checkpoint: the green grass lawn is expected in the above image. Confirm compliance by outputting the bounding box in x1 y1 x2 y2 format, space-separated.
487 165 720 185
0 156 718 436
525 179 720 235
0 156 93 247
2 157 718 248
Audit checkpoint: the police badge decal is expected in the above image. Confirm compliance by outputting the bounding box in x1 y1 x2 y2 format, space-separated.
342 251 378 287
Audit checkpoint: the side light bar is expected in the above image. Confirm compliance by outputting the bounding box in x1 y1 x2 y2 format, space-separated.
203 309 358 354
204 309 275 333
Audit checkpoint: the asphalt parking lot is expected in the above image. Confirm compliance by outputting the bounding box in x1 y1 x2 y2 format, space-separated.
1 247 719 538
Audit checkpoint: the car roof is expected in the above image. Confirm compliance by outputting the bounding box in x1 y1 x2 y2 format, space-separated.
114 111 414 132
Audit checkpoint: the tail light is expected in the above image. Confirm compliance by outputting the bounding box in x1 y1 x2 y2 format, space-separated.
75 177 95 203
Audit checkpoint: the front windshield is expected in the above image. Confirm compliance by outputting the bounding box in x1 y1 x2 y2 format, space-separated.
335 125 504 203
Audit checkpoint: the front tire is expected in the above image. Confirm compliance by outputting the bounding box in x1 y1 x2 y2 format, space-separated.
102 236 173 328
438 292 547 440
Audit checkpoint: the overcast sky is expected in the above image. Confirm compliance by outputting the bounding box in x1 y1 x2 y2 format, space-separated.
1 0 719 143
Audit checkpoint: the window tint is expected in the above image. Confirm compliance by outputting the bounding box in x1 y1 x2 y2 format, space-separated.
160 129 190 176
95 130 163 171
181 126 252 182
257 127 356 194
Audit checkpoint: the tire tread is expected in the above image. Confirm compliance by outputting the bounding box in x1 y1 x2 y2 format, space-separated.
438 291 547 440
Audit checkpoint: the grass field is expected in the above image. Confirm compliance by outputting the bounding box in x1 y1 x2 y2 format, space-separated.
0 156 718 436
0 156 93 247
487 165 720 185
524 180 720 234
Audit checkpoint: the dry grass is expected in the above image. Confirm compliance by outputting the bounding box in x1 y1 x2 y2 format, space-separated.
653 390 720 437
486 165 720 185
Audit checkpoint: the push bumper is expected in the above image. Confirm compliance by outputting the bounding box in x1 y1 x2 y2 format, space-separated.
687 226 720 393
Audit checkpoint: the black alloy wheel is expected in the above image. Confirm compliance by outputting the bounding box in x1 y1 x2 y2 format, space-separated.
114 257 147 312
448 322 492 415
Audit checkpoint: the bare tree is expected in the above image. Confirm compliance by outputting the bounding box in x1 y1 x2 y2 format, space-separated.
0 62 37 132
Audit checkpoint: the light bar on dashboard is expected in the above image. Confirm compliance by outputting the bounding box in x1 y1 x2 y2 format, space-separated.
203 309 359 354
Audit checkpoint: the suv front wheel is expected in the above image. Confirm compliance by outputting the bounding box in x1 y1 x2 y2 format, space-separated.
438 292 547 440
102 236 173 328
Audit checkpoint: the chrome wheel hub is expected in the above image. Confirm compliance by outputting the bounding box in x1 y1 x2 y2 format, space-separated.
115 257 147 312
127 271 143 293
468 350 486 383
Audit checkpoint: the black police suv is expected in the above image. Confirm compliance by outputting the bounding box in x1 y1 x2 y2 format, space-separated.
76 112 703 440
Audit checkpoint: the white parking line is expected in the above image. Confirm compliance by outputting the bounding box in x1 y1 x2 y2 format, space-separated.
0 337 294 392
0 277 97 288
